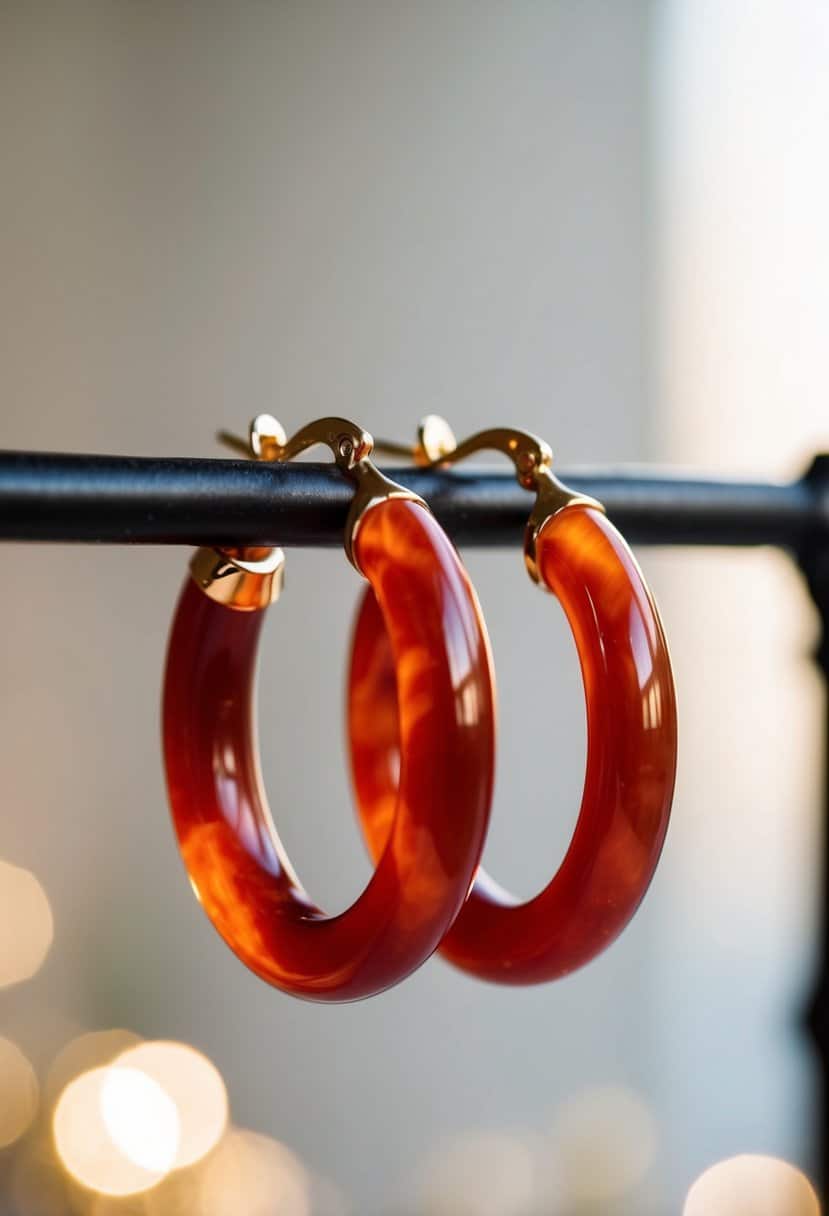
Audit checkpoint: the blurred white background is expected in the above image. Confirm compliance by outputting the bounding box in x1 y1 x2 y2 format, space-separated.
0 2 825 1213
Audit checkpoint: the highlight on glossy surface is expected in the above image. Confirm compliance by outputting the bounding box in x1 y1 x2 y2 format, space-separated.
349 504 677 983
163 498 495 1001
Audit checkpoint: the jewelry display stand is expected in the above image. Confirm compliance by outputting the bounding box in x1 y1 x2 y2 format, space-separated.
2 448 828 1171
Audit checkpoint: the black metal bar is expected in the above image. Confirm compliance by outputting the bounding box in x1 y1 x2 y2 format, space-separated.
0 449 826 547
799 458 829 1187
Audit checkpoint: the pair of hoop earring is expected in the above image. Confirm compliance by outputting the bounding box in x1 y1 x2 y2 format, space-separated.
163 415 677 1002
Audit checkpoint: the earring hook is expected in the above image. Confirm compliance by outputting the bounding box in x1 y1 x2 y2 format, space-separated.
217 414 288 462
218 414 426 573
372 415 459 467
374 415 604 584
191 414 290 610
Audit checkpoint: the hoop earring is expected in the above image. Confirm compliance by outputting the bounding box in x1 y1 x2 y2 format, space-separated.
163 415 495 1001
350 418 677 984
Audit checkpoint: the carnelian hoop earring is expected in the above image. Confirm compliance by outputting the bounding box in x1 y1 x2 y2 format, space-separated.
349 418 677 985
163 415 495 1002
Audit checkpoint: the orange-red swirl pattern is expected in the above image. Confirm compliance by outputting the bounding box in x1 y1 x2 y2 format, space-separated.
163 498 495 1001
349 505 677 984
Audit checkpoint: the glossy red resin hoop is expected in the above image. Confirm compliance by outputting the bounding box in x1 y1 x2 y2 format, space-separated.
163 499 495 1001
349 505 677 984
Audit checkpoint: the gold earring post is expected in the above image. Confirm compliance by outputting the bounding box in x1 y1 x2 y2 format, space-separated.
378 415 604 585
218 415 427 573
192 414 290 610
217 414 288 462
372 415 459 467
216 429 252 458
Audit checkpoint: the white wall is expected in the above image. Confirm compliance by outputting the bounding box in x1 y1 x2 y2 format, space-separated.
648 0 827 1194
0 3 820 1213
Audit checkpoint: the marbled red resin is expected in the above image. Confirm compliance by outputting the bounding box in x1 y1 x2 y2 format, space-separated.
349 505 677 984
163 499 495 1001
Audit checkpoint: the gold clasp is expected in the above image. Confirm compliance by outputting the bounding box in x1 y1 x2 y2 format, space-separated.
190 545 286 611
373 415 604 584
373 415 460 468
189 415 289 609
220 414 426 574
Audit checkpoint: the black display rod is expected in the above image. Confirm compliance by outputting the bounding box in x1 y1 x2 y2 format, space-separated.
0 449 827 548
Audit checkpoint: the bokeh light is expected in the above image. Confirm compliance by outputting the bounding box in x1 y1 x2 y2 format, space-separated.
0 857 54 987
114 1040 228 1168
53 1066 174 1196
549 1085 657 1205
419 1130 538 1216
91 1165 200 1216
100 1066 180 1173
198 1128 310 1216
0 1035 39 1146
46 1029 142 1104
684 1154 820 1215
90 1198 152 1216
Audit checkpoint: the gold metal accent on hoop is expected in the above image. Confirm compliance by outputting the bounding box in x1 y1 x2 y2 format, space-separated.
217 414 427 575
374 416 604 585
190 545 286 610
190 415 289 610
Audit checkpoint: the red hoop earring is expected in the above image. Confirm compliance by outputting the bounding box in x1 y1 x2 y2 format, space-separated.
163 416 495 1002
350 420 677 984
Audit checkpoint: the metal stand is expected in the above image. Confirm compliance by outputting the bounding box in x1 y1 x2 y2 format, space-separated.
0 449 826 547
2 445 828 1179
797 457 829 1182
